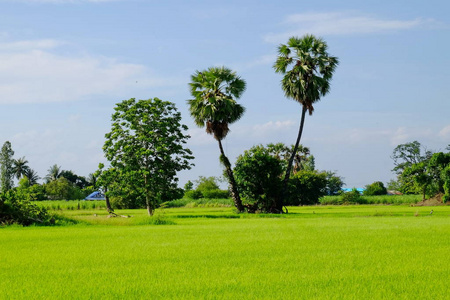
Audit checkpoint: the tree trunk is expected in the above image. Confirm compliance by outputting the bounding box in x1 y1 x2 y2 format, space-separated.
144 174 153 215
104 186 114 213
218 139 245 212
280 105 308 209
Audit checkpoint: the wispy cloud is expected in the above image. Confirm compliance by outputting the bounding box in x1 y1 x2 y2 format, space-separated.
0 38 175 104
265 12 438 43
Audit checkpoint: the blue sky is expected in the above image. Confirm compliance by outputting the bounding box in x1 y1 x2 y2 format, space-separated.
0 0 449 188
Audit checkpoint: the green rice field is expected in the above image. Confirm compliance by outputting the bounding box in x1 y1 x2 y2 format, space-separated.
1 205 449 299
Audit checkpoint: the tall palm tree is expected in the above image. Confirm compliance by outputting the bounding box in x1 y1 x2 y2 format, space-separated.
44 164 62 183
24 168 40 185
274 34 338 205
13 157 30 180
188 66 246 212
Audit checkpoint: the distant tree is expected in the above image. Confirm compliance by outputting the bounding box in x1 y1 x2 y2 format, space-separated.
324 171 345 195
44 177 74 200
12 157 30 180
188 66 246 212
44 164 62 183
392 141 432 175
363 181 387 196
103 98 194 215
184 180 194 192
274 35 338 205
0 141 15 193
60 170 88 189
23 169 40 186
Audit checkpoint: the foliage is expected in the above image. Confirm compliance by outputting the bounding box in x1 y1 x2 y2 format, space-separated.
188 66 246 212
0 189 51 226
44 177 85 200
12 157 30 180
288 170 328 205
201 189 229 199
60 170 89 189
103 97 194 215
234 145 284 213
341 188 366 204
0 141 15 193
184 180 194 192
17 177 46 201
324 171 345 195
184 189 203 200
363 181 387 196
44 164 62 183
320 194 422 205
273 35 338 203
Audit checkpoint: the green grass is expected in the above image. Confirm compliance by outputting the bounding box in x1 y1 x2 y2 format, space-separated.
1 205 449 299
320 194 422 205
34 200 107 211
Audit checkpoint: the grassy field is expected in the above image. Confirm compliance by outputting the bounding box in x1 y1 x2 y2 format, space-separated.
1 205 449 299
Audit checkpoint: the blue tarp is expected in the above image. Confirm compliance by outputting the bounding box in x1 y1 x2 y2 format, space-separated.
84 191 105 201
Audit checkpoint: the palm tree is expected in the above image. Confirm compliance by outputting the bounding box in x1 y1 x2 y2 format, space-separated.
24 169 40 185
13 157 30 180
44 164 62 183
188 66 246 212
274 34 338 205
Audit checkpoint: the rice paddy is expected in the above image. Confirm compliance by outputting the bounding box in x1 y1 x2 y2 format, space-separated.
1 205 449 299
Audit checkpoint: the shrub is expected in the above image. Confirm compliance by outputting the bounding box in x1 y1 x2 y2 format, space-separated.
185 190 203 199
364 181 387 196
341 188 366 204
202 189 229 199
287 170 327 205
234 145 283 213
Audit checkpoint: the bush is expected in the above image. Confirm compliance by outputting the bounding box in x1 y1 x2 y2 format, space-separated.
287 170 327 205
202 189 229 199
0 190 52 226
364 181 387 196
234 145 284 213
184 190 203 199
341 188 366 204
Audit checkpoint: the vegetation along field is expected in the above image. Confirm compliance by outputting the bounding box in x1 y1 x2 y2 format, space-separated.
1 205 449 299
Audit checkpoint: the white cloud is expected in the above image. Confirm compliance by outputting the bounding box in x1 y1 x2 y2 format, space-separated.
438 125 450 139
265 12 437 43
0 39 174 104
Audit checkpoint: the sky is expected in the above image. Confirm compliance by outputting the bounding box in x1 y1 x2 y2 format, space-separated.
0 0 449 189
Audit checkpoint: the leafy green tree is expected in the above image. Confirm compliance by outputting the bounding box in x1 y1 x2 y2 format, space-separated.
184 180 194 192
288 170 328 205
0 141 15 193
234 145 284 213
392 141 432 175
363 181 387 196
44 177 74 200
188 66 246 212
60 170 88 189
12 157 30 180
44 164 62 183
274 35 338 204
324 171 345 195
103 98 194 215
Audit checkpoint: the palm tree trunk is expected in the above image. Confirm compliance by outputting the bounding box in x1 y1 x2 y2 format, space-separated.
281 105 308 207
218 139 245 212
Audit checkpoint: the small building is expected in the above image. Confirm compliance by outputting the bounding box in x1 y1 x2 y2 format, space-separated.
84 191 105 201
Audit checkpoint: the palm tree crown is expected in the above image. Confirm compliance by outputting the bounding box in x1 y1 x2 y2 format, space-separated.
188 66 246 140
13 157 30 180
274 35 338 115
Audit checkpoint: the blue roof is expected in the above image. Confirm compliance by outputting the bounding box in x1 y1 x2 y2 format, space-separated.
85 191 105 200
342 188 365 193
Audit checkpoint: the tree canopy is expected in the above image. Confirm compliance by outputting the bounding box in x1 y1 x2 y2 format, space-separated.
103 97 194 215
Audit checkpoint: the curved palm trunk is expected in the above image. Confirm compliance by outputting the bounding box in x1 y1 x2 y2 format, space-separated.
218 139 244 212
280 105 308 209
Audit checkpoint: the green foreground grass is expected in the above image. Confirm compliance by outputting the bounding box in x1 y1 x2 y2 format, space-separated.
1 205 449 299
